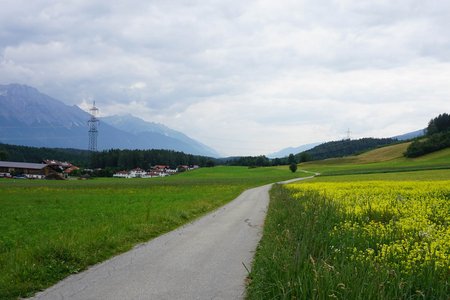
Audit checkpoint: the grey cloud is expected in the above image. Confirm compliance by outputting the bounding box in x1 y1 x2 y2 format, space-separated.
1 0 450 155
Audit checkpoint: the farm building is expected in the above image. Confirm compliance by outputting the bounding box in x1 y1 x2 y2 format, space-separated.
0 161 52 178
43 159 80 177
0 160 80 179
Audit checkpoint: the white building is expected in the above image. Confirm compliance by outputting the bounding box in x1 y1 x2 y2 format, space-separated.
129 168 147 178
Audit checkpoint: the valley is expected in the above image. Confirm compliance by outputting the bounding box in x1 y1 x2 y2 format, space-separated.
1 96 449 299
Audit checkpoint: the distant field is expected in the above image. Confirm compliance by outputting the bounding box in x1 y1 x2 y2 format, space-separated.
314 169 450 182
300 143 450 176
247 169 450 299
0 166 304 300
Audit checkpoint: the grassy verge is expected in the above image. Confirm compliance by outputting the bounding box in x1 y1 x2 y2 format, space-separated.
247 172 450 299
0 166 305 299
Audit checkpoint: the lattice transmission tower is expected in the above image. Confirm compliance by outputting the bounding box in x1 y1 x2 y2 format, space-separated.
88 101 99 152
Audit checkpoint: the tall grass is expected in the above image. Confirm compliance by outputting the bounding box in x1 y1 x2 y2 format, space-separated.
0 166 304 299
247 182 449 299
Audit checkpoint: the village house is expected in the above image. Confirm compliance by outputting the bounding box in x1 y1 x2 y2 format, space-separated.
113 171 130 178
153 165 170 171
113 165 183 178
177 165 189 172
43 159 80 178
113 168 153 179
177 165 200 172
129 168 147 178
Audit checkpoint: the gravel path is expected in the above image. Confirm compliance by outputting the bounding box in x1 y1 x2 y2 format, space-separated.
31 177 312 300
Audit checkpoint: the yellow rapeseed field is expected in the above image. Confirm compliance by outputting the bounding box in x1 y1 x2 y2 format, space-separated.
286 181 450 279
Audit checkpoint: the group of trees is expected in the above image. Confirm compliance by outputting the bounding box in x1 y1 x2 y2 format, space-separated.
90 149 215 170
405 113 450 157
225 155 272 167
0 143 215 172
0 143 91 166
222 153 309 168
426 113 450 135
0 149 7 161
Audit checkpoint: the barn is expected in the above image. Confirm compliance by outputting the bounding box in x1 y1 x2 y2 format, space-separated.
0 161 52 178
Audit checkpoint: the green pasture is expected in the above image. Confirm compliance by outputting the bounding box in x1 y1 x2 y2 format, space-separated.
313 168 450 182
300 143 450 176
0 166 304 299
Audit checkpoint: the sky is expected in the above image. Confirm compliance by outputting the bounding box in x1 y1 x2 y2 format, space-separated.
1 0 450 156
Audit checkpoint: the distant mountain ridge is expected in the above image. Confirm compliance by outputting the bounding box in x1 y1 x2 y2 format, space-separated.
267 142 321 158
0 84 219 157
101 115 220 157
392 129 425 141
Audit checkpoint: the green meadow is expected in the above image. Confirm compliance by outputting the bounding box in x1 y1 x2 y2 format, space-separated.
0 166 304 299
247 144 450 299
299 143 450 176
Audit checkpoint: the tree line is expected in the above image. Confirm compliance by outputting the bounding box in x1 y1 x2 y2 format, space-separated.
0 143 215 170
90 149 215 170
405 113 450 157
0 143 90 166
294 138 397 161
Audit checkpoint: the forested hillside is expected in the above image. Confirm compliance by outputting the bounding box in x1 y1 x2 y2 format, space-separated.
295 138 397 161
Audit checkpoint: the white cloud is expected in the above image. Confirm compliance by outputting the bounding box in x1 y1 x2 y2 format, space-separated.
1 0 450 155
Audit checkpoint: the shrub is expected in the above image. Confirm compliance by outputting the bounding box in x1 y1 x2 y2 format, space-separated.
289 163 297 173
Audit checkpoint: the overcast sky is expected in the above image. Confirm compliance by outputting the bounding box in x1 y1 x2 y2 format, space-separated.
1 0 450 156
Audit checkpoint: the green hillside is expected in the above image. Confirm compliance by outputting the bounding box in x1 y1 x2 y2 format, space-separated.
296 137 397 161
300 142 450 176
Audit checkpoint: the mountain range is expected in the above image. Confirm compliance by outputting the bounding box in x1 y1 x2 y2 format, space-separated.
0 84 219 157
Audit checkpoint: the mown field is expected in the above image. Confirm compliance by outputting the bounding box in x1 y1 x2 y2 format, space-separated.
247 155 450 299
300 143 450 176
0 166 304 299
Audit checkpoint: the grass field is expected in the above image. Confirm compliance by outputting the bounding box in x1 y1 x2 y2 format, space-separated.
299 143 450 176
0 166 304 299
247 150 450 299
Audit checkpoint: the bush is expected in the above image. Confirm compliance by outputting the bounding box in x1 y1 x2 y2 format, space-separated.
289 163 297 173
